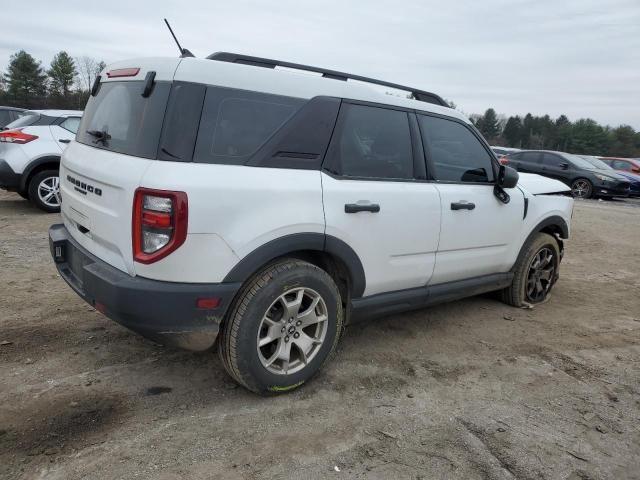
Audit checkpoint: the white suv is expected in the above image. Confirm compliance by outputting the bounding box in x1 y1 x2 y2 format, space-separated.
49 54 573 394
0 110 82 212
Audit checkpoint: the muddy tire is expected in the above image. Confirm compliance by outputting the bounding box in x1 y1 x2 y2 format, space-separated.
502 232 560 307
219 259 343 394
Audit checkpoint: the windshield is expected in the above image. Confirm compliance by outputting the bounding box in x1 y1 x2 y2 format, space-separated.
76 81 171 159
580 156 613 170
4 111 41 129
564 153 600 170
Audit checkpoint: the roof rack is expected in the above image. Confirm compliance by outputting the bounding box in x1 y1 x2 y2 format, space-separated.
206 52 449 108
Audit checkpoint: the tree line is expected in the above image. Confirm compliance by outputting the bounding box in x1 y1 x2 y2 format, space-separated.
471 108 640 158
0 50 105 110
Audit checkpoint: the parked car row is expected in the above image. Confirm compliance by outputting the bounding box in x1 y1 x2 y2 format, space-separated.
0 108 82 211
490 146 638 199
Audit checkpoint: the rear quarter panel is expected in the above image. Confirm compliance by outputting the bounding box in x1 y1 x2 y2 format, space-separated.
135 162 325 283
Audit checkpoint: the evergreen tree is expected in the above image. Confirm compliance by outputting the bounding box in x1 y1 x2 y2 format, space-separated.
522 113 535 149
503 116 523 147
48 51 77 97
3 50 47 107
478 108 500 140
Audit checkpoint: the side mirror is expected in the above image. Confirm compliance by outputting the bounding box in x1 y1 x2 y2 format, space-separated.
559 162 569 170
497 165 519 189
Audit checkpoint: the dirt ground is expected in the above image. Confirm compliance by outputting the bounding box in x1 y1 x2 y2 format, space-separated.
1 189 639 480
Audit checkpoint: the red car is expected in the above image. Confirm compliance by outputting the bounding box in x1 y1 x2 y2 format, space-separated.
599 157 640 174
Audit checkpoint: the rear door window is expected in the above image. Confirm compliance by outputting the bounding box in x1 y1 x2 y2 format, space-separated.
419 115 495 182
193 86 304 165
60 117 81 134
519 152 542 164
324 103 414 180
76 81 171 159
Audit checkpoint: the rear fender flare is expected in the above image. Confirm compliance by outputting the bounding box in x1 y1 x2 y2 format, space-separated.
19 156 61 191
222 233 366 298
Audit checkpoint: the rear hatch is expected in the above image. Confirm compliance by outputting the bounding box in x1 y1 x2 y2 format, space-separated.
60 58 180 275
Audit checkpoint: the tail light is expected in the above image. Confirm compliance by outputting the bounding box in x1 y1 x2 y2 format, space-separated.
498 156 510 166
133 188 188 264
0 129 39 144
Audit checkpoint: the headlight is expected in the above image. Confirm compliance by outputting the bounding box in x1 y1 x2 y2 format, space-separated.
594 174 614 181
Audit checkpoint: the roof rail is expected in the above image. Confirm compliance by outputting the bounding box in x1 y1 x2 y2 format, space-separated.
206 52 449 108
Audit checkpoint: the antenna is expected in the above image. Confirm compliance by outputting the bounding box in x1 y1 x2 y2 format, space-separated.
163 18 194 58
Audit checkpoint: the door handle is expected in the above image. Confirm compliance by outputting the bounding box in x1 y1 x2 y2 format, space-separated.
59 139 71 143
345 203 380 213
451 201 475 211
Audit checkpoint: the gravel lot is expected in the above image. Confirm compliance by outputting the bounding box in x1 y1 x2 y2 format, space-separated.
1 190 639 480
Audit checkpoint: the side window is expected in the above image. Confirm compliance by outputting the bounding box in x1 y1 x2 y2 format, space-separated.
613 160 631 171
542 153 564 167
419 115 494 182
60 117 81 134
325 103 413 180
519 152 541 163
193 86 304 164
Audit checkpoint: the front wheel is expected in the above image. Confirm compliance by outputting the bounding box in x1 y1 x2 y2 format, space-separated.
28 170 61 213
219 259 343 394
571 178 593 199
502 233 560 307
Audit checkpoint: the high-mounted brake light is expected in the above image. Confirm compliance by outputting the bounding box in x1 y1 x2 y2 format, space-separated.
133 188 188 264
106 67 140 78
0 129 39 144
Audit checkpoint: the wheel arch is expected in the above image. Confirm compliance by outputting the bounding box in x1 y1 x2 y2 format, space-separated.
19 156 61 192
222 233 366 299
512 215 568 272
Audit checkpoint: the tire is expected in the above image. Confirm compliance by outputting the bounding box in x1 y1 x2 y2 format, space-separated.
571 178 593 199
502 233 560 307
28 170 61 213
219 259 343 394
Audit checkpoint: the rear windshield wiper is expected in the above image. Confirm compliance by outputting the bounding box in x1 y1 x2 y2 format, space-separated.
86 129 111 145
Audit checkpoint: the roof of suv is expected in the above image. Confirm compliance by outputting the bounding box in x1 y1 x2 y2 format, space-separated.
102 56 468 124
27 109 83 117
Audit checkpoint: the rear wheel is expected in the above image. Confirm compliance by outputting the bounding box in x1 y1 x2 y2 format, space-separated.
571 178 593 199
219 259 343 394
28 170 61 213
502 233 560 307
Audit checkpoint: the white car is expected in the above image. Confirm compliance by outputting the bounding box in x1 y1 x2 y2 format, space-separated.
49 54 573 394
0 109 82 212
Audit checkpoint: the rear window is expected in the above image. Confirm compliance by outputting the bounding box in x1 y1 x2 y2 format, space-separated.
193 86 304 164
5 111 41 129
77 81 171 159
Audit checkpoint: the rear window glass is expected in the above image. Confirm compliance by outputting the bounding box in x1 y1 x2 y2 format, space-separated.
76 81 171 159
5 112 41 129
193 86 304 164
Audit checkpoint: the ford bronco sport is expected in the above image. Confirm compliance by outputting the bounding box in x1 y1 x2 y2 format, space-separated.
49 53 573 394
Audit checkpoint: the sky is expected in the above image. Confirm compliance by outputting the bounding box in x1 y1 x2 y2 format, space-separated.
2 0 639 128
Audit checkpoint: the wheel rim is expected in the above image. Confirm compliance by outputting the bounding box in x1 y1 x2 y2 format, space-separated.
256 287 328 375
526 247 556 303
37 176 61 208
571 180 590 198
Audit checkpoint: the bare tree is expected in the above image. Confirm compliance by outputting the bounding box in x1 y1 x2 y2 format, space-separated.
75 56 106 92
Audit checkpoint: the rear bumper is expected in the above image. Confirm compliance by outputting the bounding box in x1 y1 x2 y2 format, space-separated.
0 159 21 190
49 224 241 351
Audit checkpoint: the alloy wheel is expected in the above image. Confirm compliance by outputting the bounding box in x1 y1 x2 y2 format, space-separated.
37 176 61 208
256 287 328 375
526 247 556 302
571 180 591 198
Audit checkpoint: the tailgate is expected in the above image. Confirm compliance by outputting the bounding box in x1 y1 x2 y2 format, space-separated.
61 142 152 275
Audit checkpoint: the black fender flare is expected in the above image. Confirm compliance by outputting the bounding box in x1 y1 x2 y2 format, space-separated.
222 233 366 298
19 156 61 191
511 215 569 271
